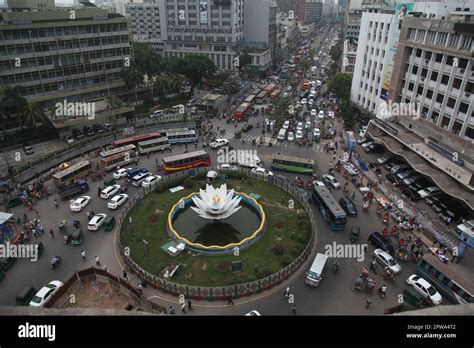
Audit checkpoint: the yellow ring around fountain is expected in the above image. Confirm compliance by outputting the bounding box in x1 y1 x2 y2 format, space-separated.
168 191 266 250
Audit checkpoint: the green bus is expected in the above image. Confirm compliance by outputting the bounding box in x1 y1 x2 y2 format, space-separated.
415 253 474 304
271 154 315 174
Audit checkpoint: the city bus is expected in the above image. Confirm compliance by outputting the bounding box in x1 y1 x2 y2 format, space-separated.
264 83 277 94
161 150 211 174
165 129 197 144
244 94 256 104
415 253 474 304
255 91 267 105
112 132 163 148
100 144 138 171
312 186 347 231
137 136 171 154
271 154 315 174
233 102 251 122
270 89 281 101
52 161 92 187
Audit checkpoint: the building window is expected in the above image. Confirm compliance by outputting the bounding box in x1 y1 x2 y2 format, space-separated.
412 66 418 74
435 53 443 63
452 121 462 135
466 82 474 94
430 71 438 81
425 51 432 60
408 82 414 91
416 49 422 57
431 111 439 123
436 93 444 104
459 102 469 114
441 116 450 127
421 68 428 78
447 97 456 108
426 89 433 99
465 127 474 140
441 74 449 85
453 78 462 89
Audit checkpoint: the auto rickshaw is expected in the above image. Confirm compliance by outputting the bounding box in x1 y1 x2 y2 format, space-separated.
234 131 242 139
350 226 360 243
70 228 84 246
103 216 116 232
104 178 116 187
15 286 37 306
403 288 428 308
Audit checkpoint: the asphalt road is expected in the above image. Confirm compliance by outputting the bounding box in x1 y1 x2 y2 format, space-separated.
0 24 450 315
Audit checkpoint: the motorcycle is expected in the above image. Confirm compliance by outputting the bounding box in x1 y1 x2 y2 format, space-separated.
50 256 61 269
369 259 377 273
378 286 387 299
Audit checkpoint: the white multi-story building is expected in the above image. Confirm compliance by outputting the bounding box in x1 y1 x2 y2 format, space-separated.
125 1 164 52
350 11 394 114
162 0 244 71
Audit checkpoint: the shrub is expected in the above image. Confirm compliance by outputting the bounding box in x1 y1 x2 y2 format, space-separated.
256 267 273 279
271 244 285 255
183 178 194 189
280 255 293 267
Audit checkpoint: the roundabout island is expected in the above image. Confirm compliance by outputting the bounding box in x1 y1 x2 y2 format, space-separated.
119 170 314 293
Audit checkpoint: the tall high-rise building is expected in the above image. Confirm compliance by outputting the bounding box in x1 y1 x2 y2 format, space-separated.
162 0 244 71
305 0 322 23
0 0 132 111
126 2 164 53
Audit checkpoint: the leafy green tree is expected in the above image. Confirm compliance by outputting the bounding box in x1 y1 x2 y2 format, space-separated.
180 54 216 87
328 73 352 100
340 99 355 130
1 86 28 131
330 46 342 62
121 67 143 104
222 75 240 95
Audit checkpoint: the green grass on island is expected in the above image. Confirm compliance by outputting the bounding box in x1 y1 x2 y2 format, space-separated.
121 177 312 287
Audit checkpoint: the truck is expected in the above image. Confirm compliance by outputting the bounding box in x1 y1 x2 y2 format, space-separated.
59 180 89 200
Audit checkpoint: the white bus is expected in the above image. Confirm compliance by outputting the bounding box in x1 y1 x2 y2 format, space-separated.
100 144 138 171
137 136 170 154
305 253 328 287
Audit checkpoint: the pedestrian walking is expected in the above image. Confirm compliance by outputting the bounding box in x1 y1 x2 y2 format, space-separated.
81 250 86 260
49 229 54 238
38 223 44 235
32 228 38 238
123 270 129 281
187 299 193 311
284 287 290 298
97 187 101 197
227 297 234 305
366 297 373 308
351 191 355 200
95 255 101 267
291 304 296 315
137 283 143 294
169 306 176 315
181 302 186 314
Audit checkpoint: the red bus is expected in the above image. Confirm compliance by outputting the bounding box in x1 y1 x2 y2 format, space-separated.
264 83 277 94
112 132 163 148
233 102 251 122
270 89 280 100
161 150 211 174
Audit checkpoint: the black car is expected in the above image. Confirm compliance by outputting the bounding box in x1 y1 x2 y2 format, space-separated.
275 174 290 184
400 185 420 201
22 143 34 155
432 202 449 214
72 128 84 139
384 158 404 171
424 192 445 206
408 178 433 192
439 210 457 224
339 196 357 217
386 173 399 184
242 124 253 132
92 123 104 134
368 232 395 255
83 126 94 136
366 143 384 154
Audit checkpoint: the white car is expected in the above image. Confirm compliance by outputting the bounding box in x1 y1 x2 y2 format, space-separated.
296 122 304 131
308 99 314 107
313 180 326 187
318 110 325 119
295 130 304 140
343 163 359 175
88 213 108 231
251 167 274 179
311 109 317 117
322 174 341 189
217 164 239 171
417 186 440 199
210 138 229 149
373 249 402 275
142 175 162 188
69 195 91 212
113 168 132 179
287 131 295 142
301 98 307 105
29 280 64 307
107 194 129 210
245 310 261 316
327 111 335 118
313 128 321 139
406 274 442 305
283 120 290 129
100 185 121 199
305 121 312 130
64 135 74 144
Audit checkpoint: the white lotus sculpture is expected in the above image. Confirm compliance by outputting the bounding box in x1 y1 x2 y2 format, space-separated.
191 184 242 220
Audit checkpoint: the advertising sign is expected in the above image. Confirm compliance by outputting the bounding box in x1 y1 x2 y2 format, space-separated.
379 2 414 102
199 1 208 25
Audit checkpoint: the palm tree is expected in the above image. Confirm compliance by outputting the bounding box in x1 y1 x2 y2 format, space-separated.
1 86 28 131
121 68 143 105
23 102 46 128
